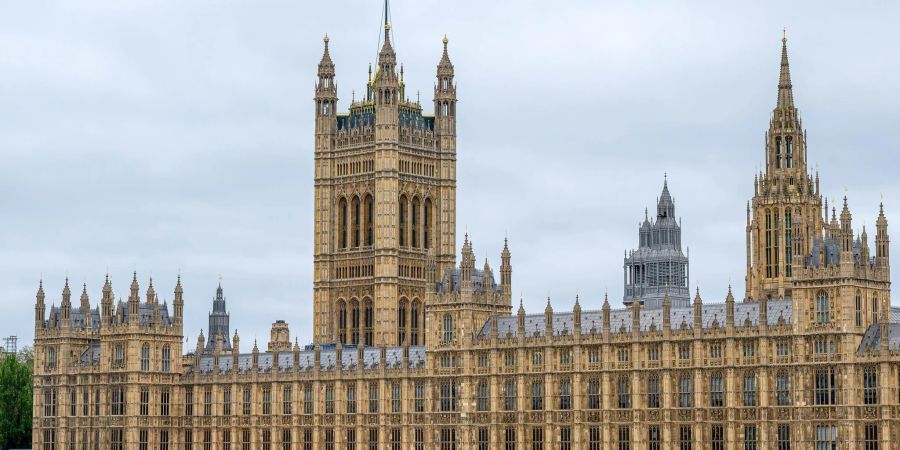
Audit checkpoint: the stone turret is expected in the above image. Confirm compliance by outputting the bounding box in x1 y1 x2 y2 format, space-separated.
624 176 690 308
35 280 45 327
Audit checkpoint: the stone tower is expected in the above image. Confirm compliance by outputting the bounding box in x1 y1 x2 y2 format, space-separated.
203 282 231 353
312 5 457 346
746 34 824 301
624 177 690 308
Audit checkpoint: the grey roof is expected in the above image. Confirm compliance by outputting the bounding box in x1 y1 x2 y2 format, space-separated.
891 307 900 324
188 345 426 375
858 323 900 352
476 299 794 339
49 302 172 329
436 268 500 294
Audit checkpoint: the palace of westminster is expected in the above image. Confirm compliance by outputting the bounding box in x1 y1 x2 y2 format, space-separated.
31 8 898 450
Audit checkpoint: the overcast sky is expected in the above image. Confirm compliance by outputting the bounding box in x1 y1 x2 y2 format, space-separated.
2 1 899 349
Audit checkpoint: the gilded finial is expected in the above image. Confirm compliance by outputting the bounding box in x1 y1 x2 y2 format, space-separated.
442 34 448 45
323 33 329 45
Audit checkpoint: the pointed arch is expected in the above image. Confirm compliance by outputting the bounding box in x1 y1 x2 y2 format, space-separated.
785 136 793 168
337 299 348 344
424 198 433 250
364 194 374 247
351 195 361 248
350 298 360 345
872 292 879 324
855 290 863 327
411 196 420 248
815 290 830 325
410 298 421 346
363 297 374 347
399 195 408 247
161 345 171 373
774 137 782 169
398 297 409 346
141 343 150 372
442 314 454 344
338 197 348 249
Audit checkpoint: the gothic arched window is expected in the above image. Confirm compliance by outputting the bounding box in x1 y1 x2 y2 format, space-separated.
399 195 408 247
363 299 374 347
398 298 408 346
855 291 863 327
338 300 348 344
424 199 433 250
141 343 150 372
364 195 374 247
785 136 793 168
872 293 879 324
350 299 360 345
411 197 420 248
442 314 454 344
161 345 171 373
338 198 348 249
785 210 793 277
351 196 361 248
815 291 830 325
411 299 421 346
774 137 782 169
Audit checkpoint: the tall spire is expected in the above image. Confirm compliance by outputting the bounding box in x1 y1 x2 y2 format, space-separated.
379 0 395 64
777 29 794 109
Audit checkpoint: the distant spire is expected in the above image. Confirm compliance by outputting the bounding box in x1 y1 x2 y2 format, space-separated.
777 29 794 109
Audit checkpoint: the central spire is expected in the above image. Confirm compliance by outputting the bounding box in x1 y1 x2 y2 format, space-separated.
777 29 794 109
379 0 395 61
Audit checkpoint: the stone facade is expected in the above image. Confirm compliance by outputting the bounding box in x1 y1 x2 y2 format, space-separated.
31 17 898 450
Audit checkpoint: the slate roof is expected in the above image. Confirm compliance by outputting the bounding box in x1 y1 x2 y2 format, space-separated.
476 300 795 339
188 345 426 375
858 323 900 352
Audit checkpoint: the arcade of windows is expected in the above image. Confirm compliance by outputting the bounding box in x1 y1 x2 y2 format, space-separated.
397 195 433 249
336 158 374 177
337 195 374 250
399 158 435 177
773 135 794 169
334 264 374 280
335 298 375 346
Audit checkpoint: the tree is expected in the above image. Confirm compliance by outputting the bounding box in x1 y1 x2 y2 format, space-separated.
0 352 32 449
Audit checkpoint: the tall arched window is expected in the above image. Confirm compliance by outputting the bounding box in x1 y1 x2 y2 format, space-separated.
399 195 408 247
352 196 361 248
365 195 374 247
872 293 879 323
338 300 348 344
785 136 793 168
338 198 348 249
815 291 830 325
350 299 360 345
424 199 432 250
855 291 863 327
141 344 150 372
442 314 454 344
411 300 421 346
411 197 420 248
785 210 793 277
161 345 171 373
363 299 374 347
764 209 773 278
398 299 408 346
774 137 782 169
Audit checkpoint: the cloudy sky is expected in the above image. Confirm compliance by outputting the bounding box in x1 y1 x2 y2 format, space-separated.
2 1 898 349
